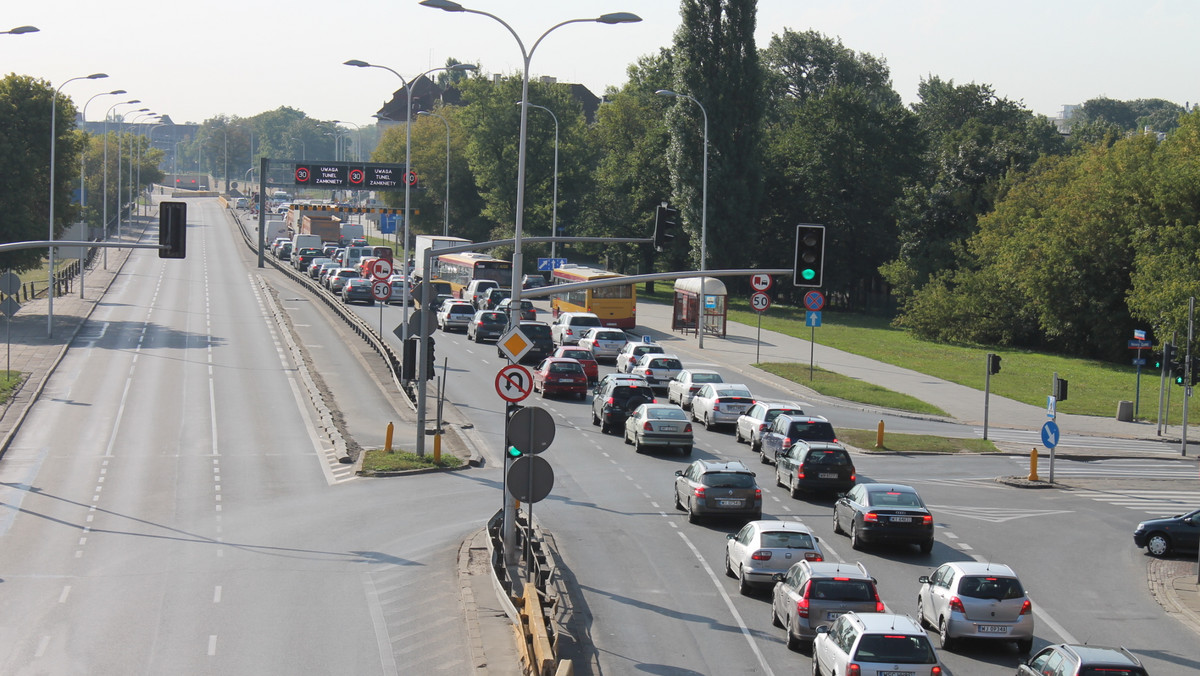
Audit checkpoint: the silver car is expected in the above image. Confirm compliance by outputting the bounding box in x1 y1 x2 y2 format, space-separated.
436 301 476 332
916 561 1034 653
813 612 942 676
577 328 628 362
667 369 724 409
735 400 806 453
690 383 754 429
623 403 692 455
724 520 824 595
630 353 684 391
771 561 885 650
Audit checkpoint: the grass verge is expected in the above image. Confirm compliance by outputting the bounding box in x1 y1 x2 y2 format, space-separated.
838 428 999 454
756 364 949 417
360 449 463 473
0 371 26 406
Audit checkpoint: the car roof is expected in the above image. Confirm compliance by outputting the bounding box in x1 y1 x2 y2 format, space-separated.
696 460 752 473
746 520 815 535
1060 644 1144 666
846 612 924 634
779 413 830 423
945 561 1018 577
862 483 919 493
797 560 872 579
757 400 807 410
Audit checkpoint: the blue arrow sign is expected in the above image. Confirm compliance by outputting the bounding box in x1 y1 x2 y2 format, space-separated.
537 257 568 271
806 311 822 327
1041 420 1060 449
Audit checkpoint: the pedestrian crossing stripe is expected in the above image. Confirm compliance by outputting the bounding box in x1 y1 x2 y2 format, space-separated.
1074 489 1200 515
926 505 1075 523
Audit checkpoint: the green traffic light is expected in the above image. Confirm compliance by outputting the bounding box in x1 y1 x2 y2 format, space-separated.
801 268 816 281
507 446 522 459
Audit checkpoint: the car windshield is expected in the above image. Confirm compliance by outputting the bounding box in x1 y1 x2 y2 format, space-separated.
700 472 756 489
646 407 688 421
958 576 1024 600
853 634 936 663
692 373 723 383
759 531 814 550
867 490 924 508
789 421 836 441
809 579 876 601
806 450 851 466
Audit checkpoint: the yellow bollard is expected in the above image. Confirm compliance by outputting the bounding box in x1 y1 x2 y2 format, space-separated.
1028 447 1039 481
433 432 442 464
875 420 885 449
385 422 394 454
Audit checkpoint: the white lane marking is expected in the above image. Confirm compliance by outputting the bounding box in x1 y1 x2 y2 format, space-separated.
362 572 399 673
213 586 222 603
207 635 217 656
59 586 70 603
35 636 50 657
676 531 776 676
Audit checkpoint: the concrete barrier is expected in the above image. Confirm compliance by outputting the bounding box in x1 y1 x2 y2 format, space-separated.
1116 400 1133 422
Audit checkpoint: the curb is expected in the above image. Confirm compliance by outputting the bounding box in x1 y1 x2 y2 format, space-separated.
1147 558 1200 635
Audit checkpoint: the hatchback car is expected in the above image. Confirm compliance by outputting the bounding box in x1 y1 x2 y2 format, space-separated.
760 414 839 465
437 301 476 332
724 520 824 595
317 261 341 284
498 320 555 364
551 311 604 346
577 328 630 363
916 561 1033 653
735 400 806 453
771 561 885 650
690 383 755 429
615 342 666 373
1133 507 1200 557
553 346 599 383
307 257 334 278
532 358 588 399
1016 644 1147 676
667 369 725 410
592 379 656 434
630 353 684 391
673 460 762 524
522 274 548 290
775 441 856 497
327 268 359 292
813 612 942 676
833 483 935 553
341 278 375 305
467 310 508 343
496 298 537 322
623 403 692 455
479 287 511 310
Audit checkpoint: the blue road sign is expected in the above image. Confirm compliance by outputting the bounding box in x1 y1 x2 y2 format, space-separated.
537 257 567 271
380 213 397 234
1041 420 1060 449
806 311 822 327
1132 357 1146 366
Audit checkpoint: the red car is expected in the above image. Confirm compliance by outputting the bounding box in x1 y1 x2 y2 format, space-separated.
532 358 588 399
553 346 599 384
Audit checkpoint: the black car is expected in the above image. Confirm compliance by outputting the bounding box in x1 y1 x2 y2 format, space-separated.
832 483 934 553
1133 507 1200 557
591 379 656 434
1017 644 1148 676
774 441 856 497
497 320 554 364
342 278 375 305
468 310 508 343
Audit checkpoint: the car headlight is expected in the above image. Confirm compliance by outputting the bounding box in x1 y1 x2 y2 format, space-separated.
1135 523 1146 532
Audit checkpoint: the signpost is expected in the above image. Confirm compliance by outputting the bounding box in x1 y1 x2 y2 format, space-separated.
537 257 568 271
495 364 533 403
1129 333 1151 419
371 258 392 280
802 291 825 380
749 275 772 363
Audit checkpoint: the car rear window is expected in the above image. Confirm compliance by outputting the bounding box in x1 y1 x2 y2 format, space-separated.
760 531 815 550
596 331 626 341
1080 669 1146 676
341 270 360 278
766 408 801 423
699 472 756 488
634 345 665 356
958 576 1024 600
549 363 583 374
716 387 753 399
612 386 654 404
480 313 506 323
523 324 551 339
562 350 592 360
853 634 937 663
867 490 924 508
570 316 603 327
805 449 851 466
692 373 723 383
647 407 688 421
788 421 836 441
810 579 876 601
650 359 682 370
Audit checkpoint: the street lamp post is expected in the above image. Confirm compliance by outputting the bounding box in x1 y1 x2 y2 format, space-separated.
128 112 156 244
78 89 125 297
524 102 559 260
416 111 452 238
333 120 361 162
145 121 171 216
2 25 38 35
343 59 478 333
656 89 709 348
47 72 107 337
102 99 140 270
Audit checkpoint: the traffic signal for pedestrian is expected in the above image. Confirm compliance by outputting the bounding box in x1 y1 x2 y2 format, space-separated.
159 201 187 259
506 445 523 459
987 353 1002 375
793 224 825 288
1052 375 1068 402
653 203 679 251
402 336 417 380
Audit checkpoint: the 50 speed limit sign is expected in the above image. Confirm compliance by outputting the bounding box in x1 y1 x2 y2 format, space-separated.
750 291 771 312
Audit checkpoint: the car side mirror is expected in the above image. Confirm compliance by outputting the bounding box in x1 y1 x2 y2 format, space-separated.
674 470 683 477
814 625 829 635
918 575 930 584
772 573 786 583
726 533 735 540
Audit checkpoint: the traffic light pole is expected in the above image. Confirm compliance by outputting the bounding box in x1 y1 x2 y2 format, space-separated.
1183 297 1194 457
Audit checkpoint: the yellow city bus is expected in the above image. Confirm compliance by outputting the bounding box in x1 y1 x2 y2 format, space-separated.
435 252 513 299
550 265 637 329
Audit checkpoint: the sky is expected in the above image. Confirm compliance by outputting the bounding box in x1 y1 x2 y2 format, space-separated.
4 0 1197 126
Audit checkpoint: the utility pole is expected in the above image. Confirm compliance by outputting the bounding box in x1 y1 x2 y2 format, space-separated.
1183 297 1194 456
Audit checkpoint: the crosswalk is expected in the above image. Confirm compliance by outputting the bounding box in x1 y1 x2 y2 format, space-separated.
1046 457 1198 480
1074 489 1200 516
975 427 1180 454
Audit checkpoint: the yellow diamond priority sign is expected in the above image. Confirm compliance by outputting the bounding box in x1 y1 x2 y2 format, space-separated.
497 327 533 363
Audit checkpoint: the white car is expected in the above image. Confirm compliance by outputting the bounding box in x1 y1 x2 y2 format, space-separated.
690 383 754 429
735 400 807 453
667 369 724 409
813 612 942 676
724 520 823 595
436 301 476 332
615 342 665 374
577 328 628 362
629 353 684 391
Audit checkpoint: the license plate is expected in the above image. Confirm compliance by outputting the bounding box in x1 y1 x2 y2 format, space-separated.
819 473 838 479
890 516 912 523
825 611 844 621
717 499 743 507
978 625 1008 634
660 425 677 432
878 672 914 676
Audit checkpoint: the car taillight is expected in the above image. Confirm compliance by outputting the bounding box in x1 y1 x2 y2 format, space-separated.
1020 599 1032 615
683 423 693 433
922 514 933 525
796 469 806 479
850 472 857 482
758 422 768 431
605 397 615 406
847 665 861 676
751 550 772 561
948 596 964 613
643 421 654 431
804 551 822 561
864 512 879 522
754 488 762 500
645 369 654 377
783 437 792 446
931 667 941 676
873 587 884 612
693 486 705 498
796 596 810 618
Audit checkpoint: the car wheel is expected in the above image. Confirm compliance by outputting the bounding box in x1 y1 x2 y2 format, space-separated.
916 595 929 628
623 429 633 445
681 446 692 456
920 539 934 554
850 523 863 551
1016 637 1033 654
832 509 845 535
673 488 683 511
775 467 785 488
724 551 735 578
760 448 771 465
634 440 645 454
751 437 761 454
703 411 711 428
690 408 699 423
687 500 699 524
810 650 820 675
737 564 752 596
939 616 956 651
735 426 744 443
771 603 783 628
591 410 600 427
789 476 801 499
1147 532 1172 557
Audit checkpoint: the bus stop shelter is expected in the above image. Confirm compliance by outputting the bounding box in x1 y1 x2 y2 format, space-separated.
672 277 727 338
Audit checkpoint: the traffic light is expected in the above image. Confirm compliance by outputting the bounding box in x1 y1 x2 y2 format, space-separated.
793 224 825 288
402 336 417 380
159 201 187 259
653 203 679 251
1053 375 1068 402
425 337 436 380
1191 356 1200 386
987 353 1002 375
506 445 523 460
1164 343 1178 371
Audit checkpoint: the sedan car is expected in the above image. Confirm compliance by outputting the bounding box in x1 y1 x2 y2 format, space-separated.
832 483 935 553
437 301 477 332
673 459 762 524
496 298 537 322
629 353 684 391
724 520 823 595
553 346 599 383
1133 507 1200 557
916 561 1034 653
667 369 725 410
341 278 375 305
689 383 755 429
577 328 629 363
531 358 588 399
327 268 359 293
307 257 334 278
771 561 885 650
615 341 665 373
735 400 806 452
774 441 856 497
813 612 942 676
467 310 508 343
623 403 692 455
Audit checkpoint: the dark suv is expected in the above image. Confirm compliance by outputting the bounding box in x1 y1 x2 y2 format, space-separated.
673 460 762 523
1017 644 1148 676
591 379 656 434
774 441 856 497
498 320 554 364
759 414 838 465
